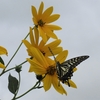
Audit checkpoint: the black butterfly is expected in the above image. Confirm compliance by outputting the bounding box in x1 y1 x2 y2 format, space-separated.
56 56 89 85
48 47 89 86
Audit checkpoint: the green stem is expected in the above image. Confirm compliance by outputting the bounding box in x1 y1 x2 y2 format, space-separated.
15 73 47 99
6 33 29 68
0 60 27 76
15 81 39 99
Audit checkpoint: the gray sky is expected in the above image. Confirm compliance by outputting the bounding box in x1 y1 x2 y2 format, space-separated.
0 0 100 100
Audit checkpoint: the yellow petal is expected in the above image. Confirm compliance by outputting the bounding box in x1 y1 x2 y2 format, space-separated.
30 47 49 67
45 47 63 56
32 17 38 25
42 26 58 39
43 39 61 50
0 63 6 69
22 40 32 48
38 26 47 42
34 27 39 45
43 75 52 91
39 37 49 48
46 14 60 23
45 24 62 30
38 2 44 18
31 6 38 20
65 80 77 88
30 27 35 46
27 58 46 74
56 50 68 64
0 46 8 56
42 6 53 21
52 74 67 95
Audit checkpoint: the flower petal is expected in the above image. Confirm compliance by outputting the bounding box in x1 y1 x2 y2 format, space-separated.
43 39 61 50
45 24 62 30
43 75 52 91
52 74 67 95
42 6 53 21
56 50 68 64
42 26 58 39
22 40 32 48
27 58 46 74
45 47 63 56
38 26 47 42
46 14 60 23
31 6 38 20
0 63 6 69
0 46 8 56
30 47 49 67
65 80 77 88
30 27 35 46
34 27 39 45
38 2 44 18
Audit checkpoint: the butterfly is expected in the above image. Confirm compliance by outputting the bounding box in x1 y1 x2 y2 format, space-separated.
48 47 89 86
56 56 89 85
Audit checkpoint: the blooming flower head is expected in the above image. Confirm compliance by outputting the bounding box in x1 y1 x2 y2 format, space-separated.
22 27 62 57
31 2 62 42
0 46 8 69
27 47 67 95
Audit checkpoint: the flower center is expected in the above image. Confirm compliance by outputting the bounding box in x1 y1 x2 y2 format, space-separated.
38 19 45 27
47 66 56 75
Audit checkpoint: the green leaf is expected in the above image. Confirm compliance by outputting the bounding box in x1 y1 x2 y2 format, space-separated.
8 74 18 94
0 56 4 65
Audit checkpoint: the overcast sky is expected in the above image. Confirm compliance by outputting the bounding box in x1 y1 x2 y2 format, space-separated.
0 0 100 100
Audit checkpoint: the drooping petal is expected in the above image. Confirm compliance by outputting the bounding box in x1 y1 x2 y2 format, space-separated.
43 75 52 91
65 80 77 88
30 27 35 47
45 24 62 30
52 74 67 95
34 27 39 45
42 6 53 21
56 50 68 64
27 58 46 74
42 26 58 39
0 46 8 56
0 63 6 69
46 14 60 23
38 26 47 42
30 47 49 67
38 2 44 19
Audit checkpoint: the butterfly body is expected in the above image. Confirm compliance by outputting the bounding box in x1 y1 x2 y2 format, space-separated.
56 56 89 84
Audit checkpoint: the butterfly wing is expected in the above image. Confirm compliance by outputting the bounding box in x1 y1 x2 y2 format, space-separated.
57 55 89 83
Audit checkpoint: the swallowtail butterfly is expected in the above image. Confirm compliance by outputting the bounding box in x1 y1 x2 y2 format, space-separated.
48 47 89 86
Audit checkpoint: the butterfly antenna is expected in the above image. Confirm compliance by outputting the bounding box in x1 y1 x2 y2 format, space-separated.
48 47 57 63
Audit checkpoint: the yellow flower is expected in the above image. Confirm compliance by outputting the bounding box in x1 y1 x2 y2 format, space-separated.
22 27 62 57
27 47 67 95
0 46 8 69
31 2 62 42
0 46 8 56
